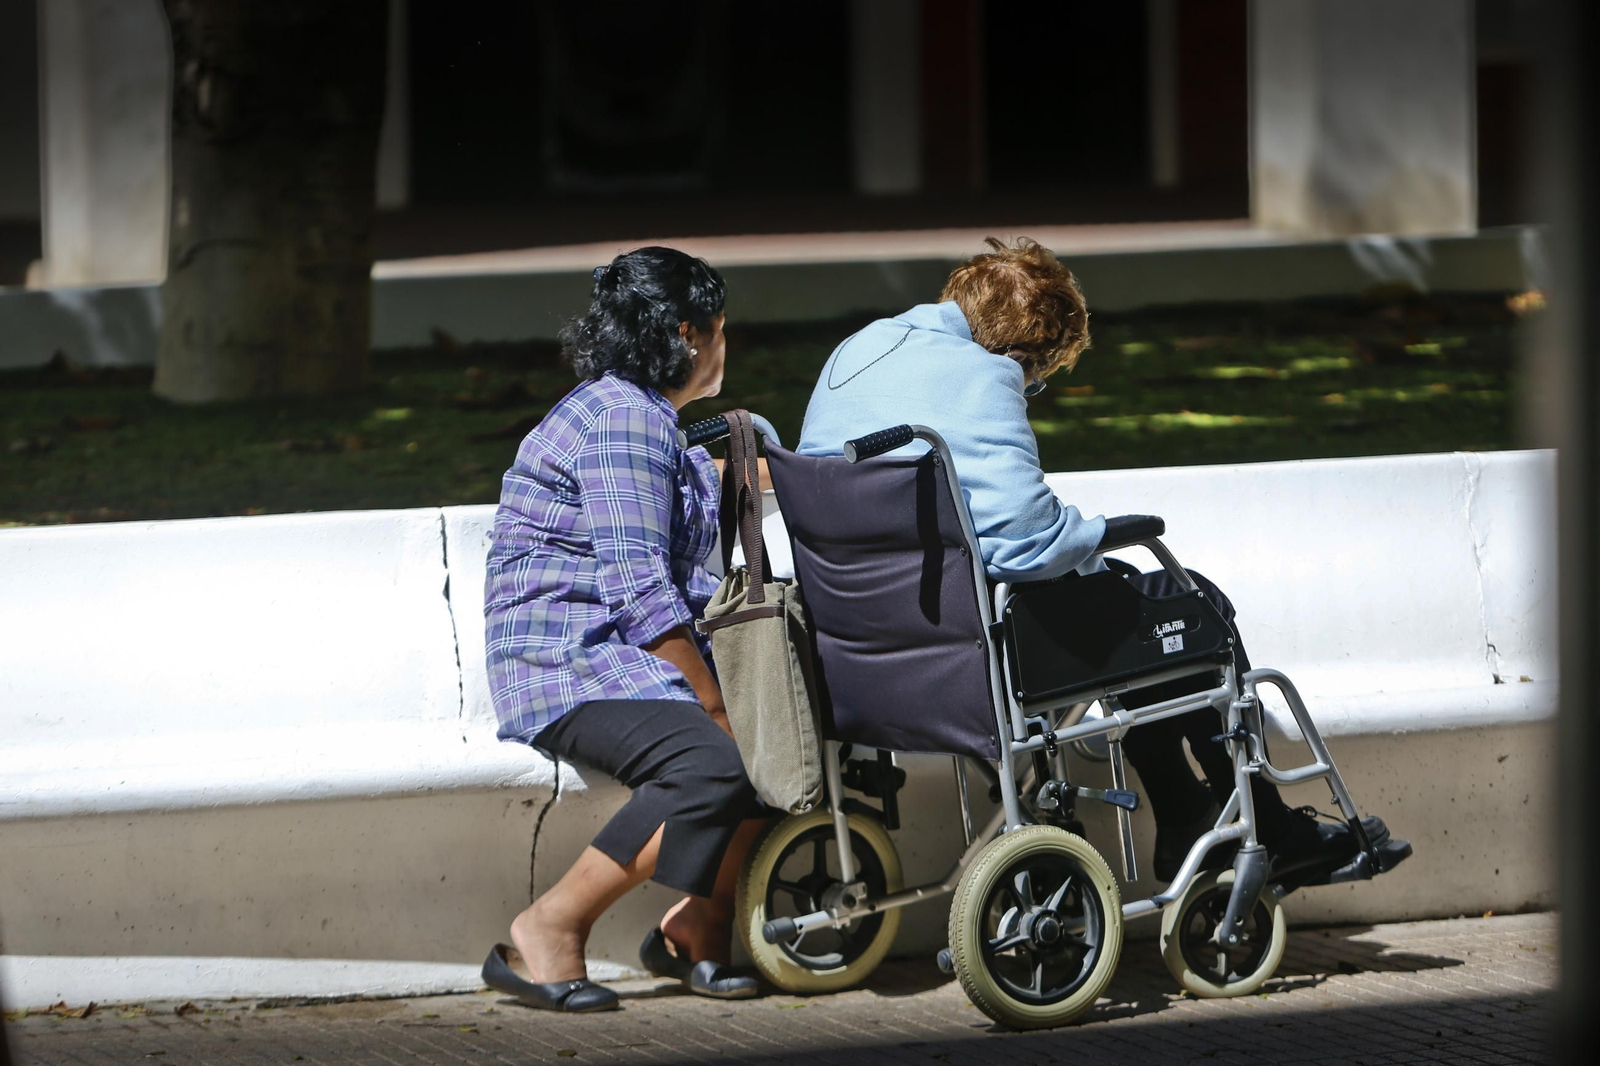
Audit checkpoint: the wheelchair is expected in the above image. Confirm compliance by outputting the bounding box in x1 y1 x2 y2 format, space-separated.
681 413 1411 1030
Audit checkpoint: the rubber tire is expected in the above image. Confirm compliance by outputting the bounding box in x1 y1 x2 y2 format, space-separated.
1159 868 1288 998
948 826 1124 1030
735 810 903 994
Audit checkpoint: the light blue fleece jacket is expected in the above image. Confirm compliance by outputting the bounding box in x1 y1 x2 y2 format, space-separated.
798 301 1106 581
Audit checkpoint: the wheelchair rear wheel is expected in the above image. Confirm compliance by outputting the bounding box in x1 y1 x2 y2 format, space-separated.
948 826 1123 1030
1159 867 1288 997
735 810 903 993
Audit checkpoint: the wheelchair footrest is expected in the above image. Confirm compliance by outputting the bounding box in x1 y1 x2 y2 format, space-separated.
1327 838 1414 885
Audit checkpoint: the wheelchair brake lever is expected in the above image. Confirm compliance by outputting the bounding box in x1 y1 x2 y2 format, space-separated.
1073 787 1140 812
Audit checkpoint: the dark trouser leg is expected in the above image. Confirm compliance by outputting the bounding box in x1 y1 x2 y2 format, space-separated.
1117 564 1293 845
534 699 759 897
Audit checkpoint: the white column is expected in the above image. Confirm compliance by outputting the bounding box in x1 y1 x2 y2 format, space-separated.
375 0 409 210
1147 0 1180 189
1250 0 1476 237
37 0 171 286
850 0 922 196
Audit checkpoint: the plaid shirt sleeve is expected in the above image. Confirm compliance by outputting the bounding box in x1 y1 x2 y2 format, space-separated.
574 402 698 647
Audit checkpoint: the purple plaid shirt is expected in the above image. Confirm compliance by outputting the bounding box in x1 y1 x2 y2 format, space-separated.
484 374 721 741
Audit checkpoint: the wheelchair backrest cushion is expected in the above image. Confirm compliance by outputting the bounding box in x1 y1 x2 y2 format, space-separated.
764 445 1000 761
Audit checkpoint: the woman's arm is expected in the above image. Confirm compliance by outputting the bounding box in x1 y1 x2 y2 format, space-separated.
960 381 1106 580
576 404 726 725
644 626 729 734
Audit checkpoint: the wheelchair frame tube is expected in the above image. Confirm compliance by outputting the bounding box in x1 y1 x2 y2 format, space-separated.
822 741 858 885
779 807 1009 937
1242 668 1362 820
1011 681 1233 758
905 426 1027 830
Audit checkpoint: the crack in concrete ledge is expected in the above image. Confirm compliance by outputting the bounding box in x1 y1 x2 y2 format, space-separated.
529 760 560 903
1460 451 1506 684
437 511 467 727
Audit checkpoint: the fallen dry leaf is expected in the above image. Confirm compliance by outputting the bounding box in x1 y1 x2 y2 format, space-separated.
174 1001 200 1016
46 1000 96 1019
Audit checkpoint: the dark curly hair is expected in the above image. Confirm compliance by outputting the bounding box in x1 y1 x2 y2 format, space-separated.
559 246 727 391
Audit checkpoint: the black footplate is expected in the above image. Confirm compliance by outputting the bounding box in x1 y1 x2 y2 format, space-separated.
1328 838 1414 884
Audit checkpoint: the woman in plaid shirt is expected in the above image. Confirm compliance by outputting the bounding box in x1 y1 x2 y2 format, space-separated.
481 248 763 1011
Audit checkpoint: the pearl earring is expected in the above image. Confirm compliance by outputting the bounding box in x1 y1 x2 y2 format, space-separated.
690 347 698 357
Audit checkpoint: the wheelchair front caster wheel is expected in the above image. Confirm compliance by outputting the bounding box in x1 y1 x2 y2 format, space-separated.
735 810 902 993
948 826 1123 1030
1159 867 1288 998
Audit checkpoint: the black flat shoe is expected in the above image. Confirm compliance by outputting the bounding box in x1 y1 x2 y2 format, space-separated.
639 926 692 981
481 943 619 1012
638 927 758 1000
688 959 759 1000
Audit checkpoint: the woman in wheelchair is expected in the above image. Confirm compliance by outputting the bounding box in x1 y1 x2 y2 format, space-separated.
797 237 1393 886
479 248 766 1012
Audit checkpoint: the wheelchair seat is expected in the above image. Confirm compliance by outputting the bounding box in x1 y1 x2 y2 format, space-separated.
1002 569 1234 703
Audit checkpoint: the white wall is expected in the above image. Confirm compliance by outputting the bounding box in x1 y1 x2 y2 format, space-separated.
0 449 1557 1006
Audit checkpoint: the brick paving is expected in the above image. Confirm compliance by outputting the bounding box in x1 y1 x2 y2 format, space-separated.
6 912 1556 1065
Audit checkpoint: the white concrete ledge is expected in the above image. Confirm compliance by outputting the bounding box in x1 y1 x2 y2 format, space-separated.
0 448 1556 1007
0 226 1543 370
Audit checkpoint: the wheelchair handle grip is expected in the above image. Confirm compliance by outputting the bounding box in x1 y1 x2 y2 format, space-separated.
844 424 915 463
1097 514 1166 553
677 414 731 449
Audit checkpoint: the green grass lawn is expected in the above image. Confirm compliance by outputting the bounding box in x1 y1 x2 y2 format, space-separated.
0 292 1530 526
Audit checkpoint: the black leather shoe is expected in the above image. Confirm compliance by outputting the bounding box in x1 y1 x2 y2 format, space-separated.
481 943 619 1012
639 927 758 999
688 959 760 1000
639 926 692 980
1269 809 1392 886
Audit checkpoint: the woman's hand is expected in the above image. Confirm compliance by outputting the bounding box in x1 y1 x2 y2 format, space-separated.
643 626 732 736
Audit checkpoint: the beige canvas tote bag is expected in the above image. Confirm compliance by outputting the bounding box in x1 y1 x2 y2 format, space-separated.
696 410 825 813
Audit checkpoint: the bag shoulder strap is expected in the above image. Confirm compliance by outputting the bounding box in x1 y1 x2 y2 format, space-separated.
718 409 770 603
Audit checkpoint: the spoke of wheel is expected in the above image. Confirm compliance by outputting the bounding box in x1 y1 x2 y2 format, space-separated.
988 932 1030 954
1043 873 1074 913
1031 958 1045 995
811 837 829 877
1213 947 1230 981
773 879 813 907
1012 867 1035 906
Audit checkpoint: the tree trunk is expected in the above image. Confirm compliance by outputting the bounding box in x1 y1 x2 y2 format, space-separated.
154 0 387 402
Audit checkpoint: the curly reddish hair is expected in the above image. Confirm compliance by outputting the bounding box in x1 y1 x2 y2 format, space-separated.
939 237 1091 382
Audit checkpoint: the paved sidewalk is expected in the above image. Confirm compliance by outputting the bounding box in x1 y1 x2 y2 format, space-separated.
7 913 1556 1066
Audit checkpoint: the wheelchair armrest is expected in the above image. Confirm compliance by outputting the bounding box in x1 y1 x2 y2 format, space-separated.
1097 514 1165 553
